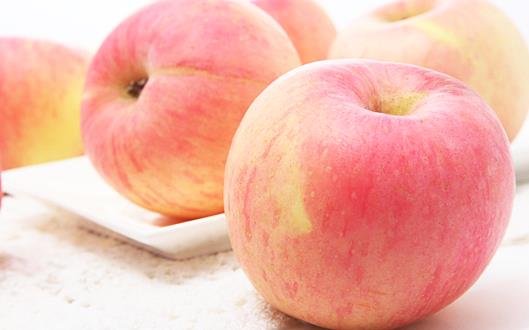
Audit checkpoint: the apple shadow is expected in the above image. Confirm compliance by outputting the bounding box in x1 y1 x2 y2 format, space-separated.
0 252 11 270
151 215 191 227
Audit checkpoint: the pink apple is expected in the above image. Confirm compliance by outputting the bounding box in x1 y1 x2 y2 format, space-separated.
225 60 515 329
0 38 88 169
329 0 529 141
82 0 301 220
250 0 336 63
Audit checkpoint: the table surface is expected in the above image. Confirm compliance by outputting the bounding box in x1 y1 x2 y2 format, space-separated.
1 186 529 330
2 1 529 329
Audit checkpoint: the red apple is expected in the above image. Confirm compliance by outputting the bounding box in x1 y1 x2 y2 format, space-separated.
0 38 88 169
225 60 515 329
329 0 529 141
82 0 301 220
251 0 336 63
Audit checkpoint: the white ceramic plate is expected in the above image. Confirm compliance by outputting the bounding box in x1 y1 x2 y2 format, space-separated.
3 150 529 261
514 145 529 184
1 157 231 260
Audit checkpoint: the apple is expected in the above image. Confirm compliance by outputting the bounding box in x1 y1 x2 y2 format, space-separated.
225 60 515 329
250 0 336 63
0 38 88 169
329 0 529 141
82 0 301 220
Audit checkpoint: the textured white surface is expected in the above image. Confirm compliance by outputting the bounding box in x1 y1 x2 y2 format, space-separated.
1 189 529 330
1 159 528 329
0 197 301 330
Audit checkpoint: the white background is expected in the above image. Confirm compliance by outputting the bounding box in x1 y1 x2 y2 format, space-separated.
0 0 528 52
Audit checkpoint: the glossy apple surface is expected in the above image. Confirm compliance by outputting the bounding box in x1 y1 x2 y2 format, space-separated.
0 38 88 169
82 0 301 220
251 0 336 63
330 0 529 141
225 60 515 329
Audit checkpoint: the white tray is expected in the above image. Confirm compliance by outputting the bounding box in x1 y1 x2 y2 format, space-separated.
512 118 529 183
1 157 231 260
3 150 529 261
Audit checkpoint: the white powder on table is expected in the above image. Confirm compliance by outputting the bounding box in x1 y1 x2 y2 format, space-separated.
0 197 318 330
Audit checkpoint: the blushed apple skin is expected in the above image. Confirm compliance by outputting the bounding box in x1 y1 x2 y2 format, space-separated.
0 38 88 169
225 60 515 329
329 0 529 141
82 0 301 220
251 0 336 63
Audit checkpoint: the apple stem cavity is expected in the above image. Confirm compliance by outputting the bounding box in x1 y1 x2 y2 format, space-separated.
377 2 432 23
370 92 426 116
126 78 148 98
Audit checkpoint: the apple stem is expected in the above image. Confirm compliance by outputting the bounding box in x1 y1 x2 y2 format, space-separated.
126 78 148 98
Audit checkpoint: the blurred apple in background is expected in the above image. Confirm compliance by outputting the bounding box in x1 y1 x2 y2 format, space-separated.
250 0 336 63
81 0 301 220
225 60 515 329
330 0 529 141
0 38 88 169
